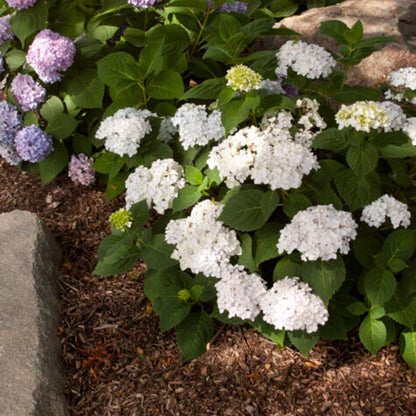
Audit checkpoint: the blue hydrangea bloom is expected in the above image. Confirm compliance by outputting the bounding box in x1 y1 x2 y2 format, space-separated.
5 0 37 10
14 125 53 163
128 0 162 8
218 1 248 12
11 74 46 112
26 29 76 84
0 16 14 45
0 101 23 146
0 53 3 74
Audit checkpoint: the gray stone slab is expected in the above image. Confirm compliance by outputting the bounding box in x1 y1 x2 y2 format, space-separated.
0 210 68 416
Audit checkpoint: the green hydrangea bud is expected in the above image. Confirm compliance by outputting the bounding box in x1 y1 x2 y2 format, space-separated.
225 64 262 93
177 289 191 302
109 208 133 231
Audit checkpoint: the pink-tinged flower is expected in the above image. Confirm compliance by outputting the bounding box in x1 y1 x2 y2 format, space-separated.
68 154 96 186
5 0 37 10
26 29 76 84
11 74 46 112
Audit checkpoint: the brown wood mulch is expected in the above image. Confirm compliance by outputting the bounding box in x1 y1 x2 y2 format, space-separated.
1 157 416 416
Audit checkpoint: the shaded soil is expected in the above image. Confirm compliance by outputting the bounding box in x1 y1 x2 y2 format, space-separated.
1 158 416 416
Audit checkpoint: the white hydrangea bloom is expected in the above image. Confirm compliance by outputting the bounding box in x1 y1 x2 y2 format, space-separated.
250 131 319 190
165 200 242 277
275 40 336 79
215 265 267 321
379 101 407 132
403 117 416 145
277 205 358 261
208 125 319 190
335 101 389 133
294 98 327 148
171 103 225 149
260 109 293 138
259 277 328 333
386 67 416 90
95 107 153 157
158 117 178 142
361 194 411 229
125 158 185 214
225 64 262 92
384 89 407 103
256 79 284 95
207 126 258 188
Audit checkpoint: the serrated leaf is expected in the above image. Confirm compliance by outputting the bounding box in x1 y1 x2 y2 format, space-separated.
254 222 280 267
335 168 380 210
141 234 177 270
383 229 416 261
312 127 350 152
221 98 250 135
185 165 203 185
181 78 226 100
273 255 302 281
359 315 386 355
5 49 26 72
400 332 416 368
218 189 279 231
46 114 79 140
251 315 286 345
172 186 202 213
238 234 256 273
288 330 319 356
364 268 396 305
158 295 192 332
347 301 368 316
301 257 346 305
176 312 215 361
40 96 64 122
39 142 68 185
283 193 311 218
66 69 104 109
346 141 378 175
147 70 185 99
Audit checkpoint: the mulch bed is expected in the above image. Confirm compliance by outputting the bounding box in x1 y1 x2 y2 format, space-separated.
1 157 415 416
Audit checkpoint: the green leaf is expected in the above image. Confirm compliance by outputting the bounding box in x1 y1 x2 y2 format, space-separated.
123 27 146 47
147 70 185 99
97 234 125 260
40 96 64 122
379 143 416 158
301 257 346 305
185 165 203 185
72 134 92 156
129 200 150 234
97 52 143 90
283 193 311 218
176 312 215 361
384 229 416 261
386 287 416 329
221 98 250 135
39 143 68 185
172 186 202 213
347 301 368 316
181 78 226 100
66 69 104 109
312 127 350 152
270 0 298 17
335 168 380 210
93 152 124 174
141 234 177 270
346 141 378 175
254 222 281 267
105 172 128 200
369 305 385 320
46 114 79 140
333 87 381 104
352 226 382 269
50 6 85 39
388 258 408 273
157 293 192 332
10 0 48 46
5 49 26 72
374 131 409 146
400 332 416 368
251 316 286 345
218 189 279 231
318 308 348 340
288 330 319 356
93 241 141 276
273 255 302 281
319 19 350 45
359 315 386 355
23 112 38 127
364 268 396 305
238 234 256 273
139 37 165 77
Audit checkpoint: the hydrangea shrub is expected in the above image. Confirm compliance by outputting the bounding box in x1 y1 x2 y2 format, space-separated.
0 0 415 367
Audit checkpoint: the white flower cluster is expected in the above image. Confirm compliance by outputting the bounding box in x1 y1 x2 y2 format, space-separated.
207 125 319 190
277 205 358 261
215 265 267 321
171 103 225 149
96 108 153 157
403 117 416 145
361 194 411 229
165 200 242 277
125 158 185 214
260 109 293 138
379 101 407 132
275 40 336 79
335 101 389 133
385 67 416 104
158 117 178 142
257 79 284 95
295 98 327 148
259 277 329 333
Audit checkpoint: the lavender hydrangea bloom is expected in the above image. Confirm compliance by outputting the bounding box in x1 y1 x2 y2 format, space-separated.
68 153 96 186
5 0 37 9
218 1 247 12
11 74 46 112
0 143 22 165
14 125 53 163
26 29 76 84
0 101 23 146
0 53 3 74
0 16 14 45
128 0 163 8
